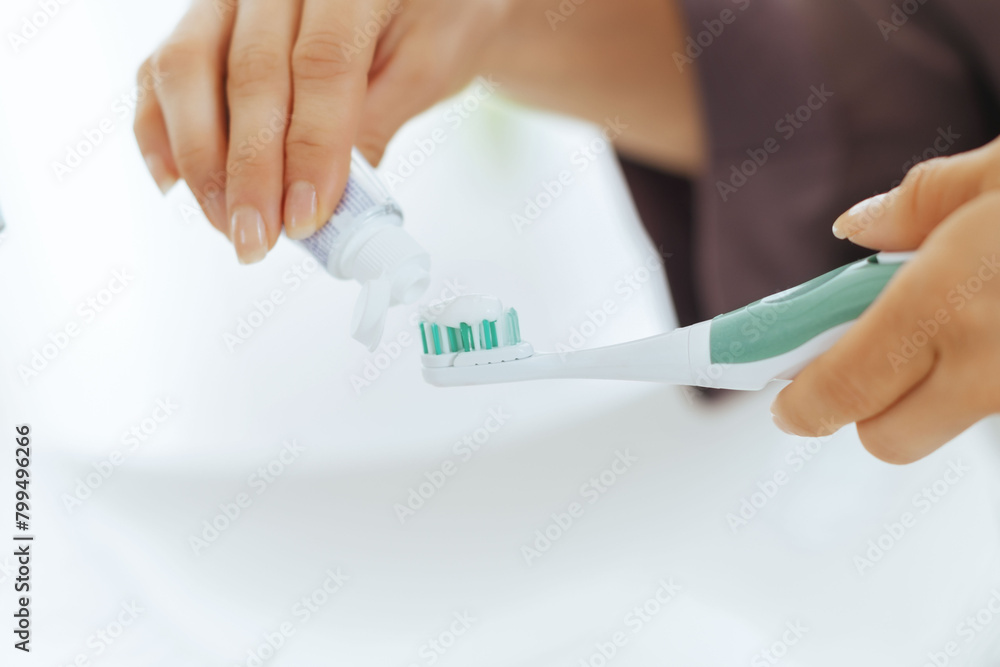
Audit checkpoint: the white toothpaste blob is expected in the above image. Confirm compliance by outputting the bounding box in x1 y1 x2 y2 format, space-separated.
422 295 504 328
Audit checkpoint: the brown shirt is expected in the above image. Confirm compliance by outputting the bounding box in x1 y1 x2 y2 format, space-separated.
624 0 1000 326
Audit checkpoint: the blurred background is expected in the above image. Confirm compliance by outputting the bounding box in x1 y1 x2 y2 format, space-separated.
2 1 1000 665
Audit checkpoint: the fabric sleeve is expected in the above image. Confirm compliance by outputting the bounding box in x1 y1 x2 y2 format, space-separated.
636 0 1000 317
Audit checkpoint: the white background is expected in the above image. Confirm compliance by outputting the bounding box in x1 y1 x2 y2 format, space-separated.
1 0 1000 665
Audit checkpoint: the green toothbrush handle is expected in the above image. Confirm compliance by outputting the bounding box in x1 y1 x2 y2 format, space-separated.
709 253 912 365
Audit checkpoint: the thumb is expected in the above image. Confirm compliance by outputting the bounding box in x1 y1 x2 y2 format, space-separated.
770 256 938 440
832 140 1000 250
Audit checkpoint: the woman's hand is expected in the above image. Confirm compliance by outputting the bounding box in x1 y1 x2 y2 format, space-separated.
134 0 513 264
771 138 1000 464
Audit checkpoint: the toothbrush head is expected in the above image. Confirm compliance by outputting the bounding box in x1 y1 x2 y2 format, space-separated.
419 295 535 382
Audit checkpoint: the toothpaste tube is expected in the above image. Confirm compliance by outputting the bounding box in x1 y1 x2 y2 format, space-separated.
297 149 431 350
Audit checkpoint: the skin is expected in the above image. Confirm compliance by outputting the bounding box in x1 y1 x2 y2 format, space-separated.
134 0 704 264
772 137 1000 464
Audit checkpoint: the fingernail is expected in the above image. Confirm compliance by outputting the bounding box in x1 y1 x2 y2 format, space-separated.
771 411 795 435
230 206 268 265
284 181 318 240
144 154 176 195
833 192 890 239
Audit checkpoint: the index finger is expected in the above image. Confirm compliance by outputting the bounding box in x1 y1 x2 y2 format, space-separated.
833 140 1000 250
283 0 379 240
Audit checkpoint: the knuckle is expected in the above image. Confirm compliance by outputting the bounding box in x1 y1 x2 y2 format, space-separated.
173 141 218 176
292 28 356 83
153 41 204 79
285 131 333 162
228 43 287 95
900 157 946 222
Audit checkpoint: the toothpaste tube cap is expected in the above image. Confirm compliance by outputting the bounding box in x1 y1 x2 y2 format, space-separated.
345 225 430 351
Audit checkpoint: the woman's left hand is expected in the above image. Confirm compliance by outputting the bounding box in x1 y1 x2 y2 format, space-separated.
771 138 1000 464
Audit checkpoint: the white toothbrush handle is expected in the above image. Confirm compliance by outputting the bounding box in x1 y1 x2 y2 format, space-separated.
422 253 914 390
549 252 913 389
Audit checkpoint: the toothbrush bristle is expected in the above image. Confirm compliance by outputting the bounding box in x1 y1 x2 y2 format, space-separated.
420 307 522 357
507 308 520 345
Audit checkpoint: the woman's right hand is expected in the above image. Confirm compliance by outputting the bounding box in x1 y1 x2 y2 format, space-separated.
134 0 516 264
772 137 1000 463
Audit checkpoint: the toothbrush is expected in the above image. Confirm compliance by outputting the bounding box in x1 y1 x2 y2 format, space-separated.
419 252 914 391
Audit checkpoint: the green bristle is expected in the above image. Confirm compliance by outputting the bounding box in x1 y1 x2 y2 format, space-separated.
421 308 521 357
508 309 521 344
419 322 429 354
447 326 460 353
461 323 474 351
481 320 492 350
431 323 442 355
